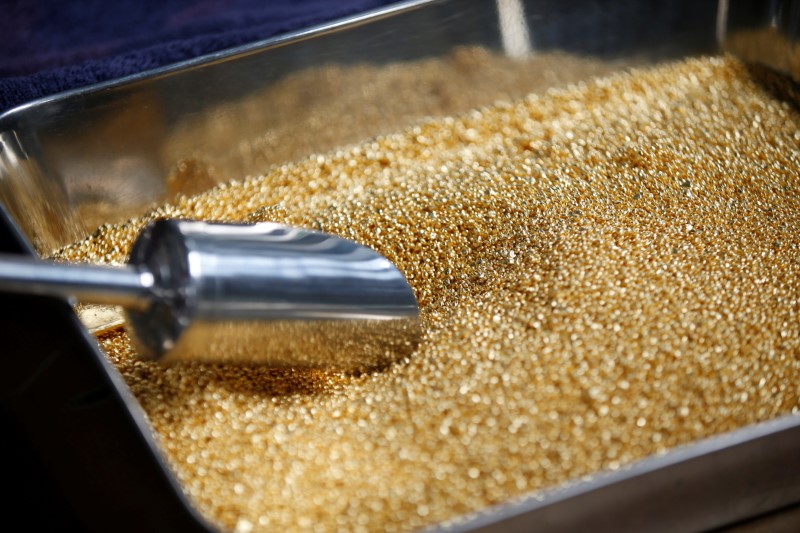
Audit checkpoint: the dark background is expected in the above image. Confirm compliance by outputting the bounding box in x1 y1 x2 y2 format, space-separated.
0 0 399 114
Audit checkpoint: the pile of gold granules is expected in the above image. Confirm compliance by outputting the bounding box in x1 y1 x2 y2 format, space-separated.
55 55 800 532
162 48 620 192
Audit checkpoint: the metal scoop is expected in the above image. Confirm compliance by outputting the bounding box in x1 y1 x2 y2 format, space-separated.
0 219 421 370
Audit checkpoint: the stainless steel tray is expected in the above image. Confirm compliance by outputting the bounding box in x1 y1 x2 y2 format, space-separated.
0 0 798 531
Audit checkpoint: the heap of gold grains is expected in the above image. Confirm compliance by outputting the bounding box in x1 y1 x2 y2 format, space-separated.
162 48 621 194
77 48 621 232
55 55 800 532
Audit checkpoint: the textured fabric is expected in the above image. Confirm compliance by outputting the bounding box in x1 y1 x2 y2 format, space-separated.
0 0 398 114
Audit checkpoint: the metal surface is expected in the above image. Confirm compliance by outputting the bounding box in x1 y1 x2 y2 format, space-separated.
0 220 420 369
0 0 798 531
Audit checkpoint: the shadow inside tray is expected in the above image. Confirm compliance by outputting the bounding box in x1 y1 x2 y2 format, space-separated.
189 364 357 398
97 327 374 401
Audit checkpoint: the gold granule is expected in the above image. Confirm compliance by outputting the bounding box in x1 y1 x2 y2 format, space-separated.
60 55 800 532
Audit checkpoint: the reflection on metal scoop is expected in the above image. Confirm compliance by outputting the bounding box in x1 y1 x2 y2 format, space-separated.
0 220 421 371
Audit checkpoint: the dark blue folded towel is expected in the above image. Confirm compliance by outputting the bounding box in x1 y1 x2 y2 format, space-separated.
0 0 398 114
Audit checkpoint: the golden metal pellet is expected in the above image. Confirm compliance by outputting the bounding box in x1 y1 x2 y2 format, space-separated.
57 55 800 532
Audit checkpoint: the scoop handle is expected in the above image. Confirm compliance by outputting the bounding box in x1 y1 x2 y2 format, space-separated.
0 255 154 310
